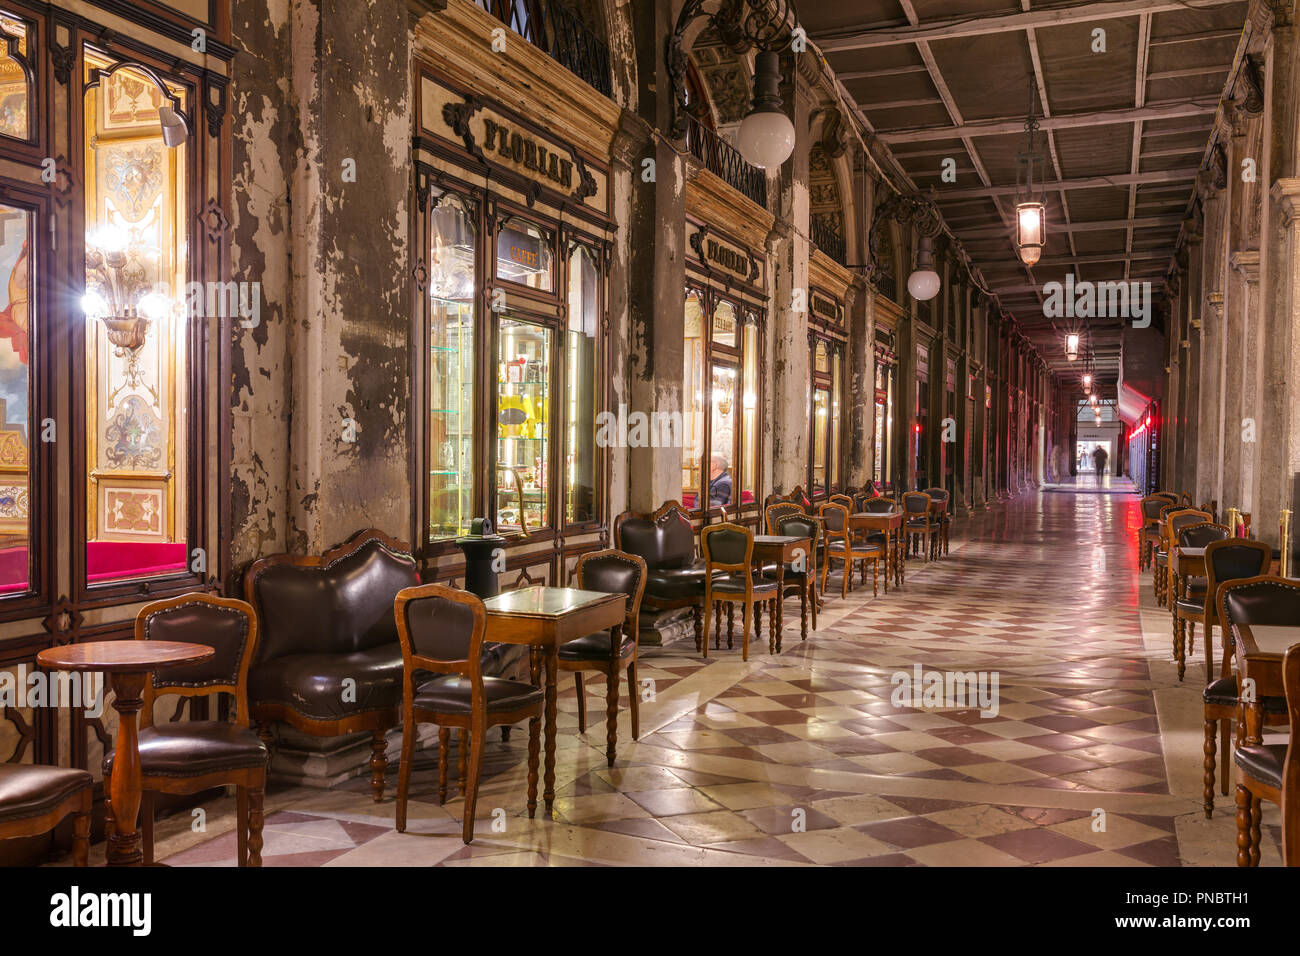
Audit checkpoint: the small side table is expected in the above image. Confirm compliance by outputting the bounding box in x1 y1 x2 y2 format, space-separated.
38 640 214 866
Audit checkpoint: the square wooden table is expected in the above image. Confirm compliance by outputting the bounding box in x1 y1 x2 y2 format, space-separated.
752 534 810 651
482 586 625 816
851 510 905 589
1232 622 1300 744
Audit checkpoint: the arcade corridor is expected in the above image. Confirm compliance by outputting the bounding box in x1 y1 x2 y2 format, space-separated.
106 489 1269 868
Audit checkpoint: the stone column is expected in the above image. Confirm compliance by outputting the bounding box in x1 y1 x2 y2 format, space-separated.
847 277 874 487
1231 250 1262 513
283 0 414 554
1259 4 1300 547
769 58 814 495
626 0 685 514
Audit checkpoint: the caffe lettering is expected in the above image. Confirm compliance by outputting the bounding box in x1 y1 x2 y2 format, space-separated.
481 117 574 190
705 239 749 277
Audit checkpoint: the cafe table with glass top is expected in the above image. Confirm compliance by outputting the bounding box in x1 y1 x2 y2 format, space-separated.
481 586 626 816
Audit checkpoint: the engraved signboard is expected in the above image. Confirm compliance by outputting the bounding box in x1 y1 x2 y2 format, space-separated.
421 75 607 215
686 222 763 290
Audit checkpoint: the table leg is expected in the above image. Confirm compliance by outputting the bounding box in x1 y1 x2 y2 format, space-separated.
883 528 891 594
543 643 558 814
772 567 783 654
106 670 148 867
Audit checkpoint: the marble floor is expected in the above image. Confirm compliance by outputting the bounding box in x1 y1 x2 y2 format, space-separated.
132 485 1285 866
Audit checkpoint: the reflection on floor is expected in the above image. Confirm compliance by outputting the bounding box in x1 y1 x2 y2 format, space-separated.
114 487 1283 866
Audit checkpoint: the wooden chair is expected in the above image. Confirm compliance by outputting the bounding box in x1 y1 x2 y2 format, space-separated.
393 584 545 844
104 593 269 866
0 765 92 866
1138 494 1175 570
903 492 936 563
560 550 647 768
1234 639 1300 867
700 523 779 661
1201 542 1276 817
764 502 804 534
923 487 952 557
775 511 820 641
615 501 715 654
1156 508 1211 606
1171 522 1230 680
819 502 886 598
829 493 854 514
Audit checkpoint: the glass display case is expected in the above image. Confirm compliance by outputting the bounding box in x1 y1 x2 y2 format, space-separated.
427 196 477 540
565 244 597 524
496 316 550 534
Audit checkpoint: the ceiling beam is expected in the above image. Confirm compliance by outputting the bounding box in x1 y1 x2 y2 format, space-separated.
974 247 1176 268
810 0 1239 52
837 65 930 80
957 214 1184 238
934 167 1197 200
876 99 1219 144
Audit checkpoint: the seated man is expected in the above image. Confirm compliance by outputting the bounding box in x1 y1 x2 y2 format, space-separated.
708 453 732 509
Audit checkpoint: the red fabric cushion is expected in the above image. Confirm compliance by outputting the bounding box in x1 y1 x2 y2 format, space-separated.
87 541 187 582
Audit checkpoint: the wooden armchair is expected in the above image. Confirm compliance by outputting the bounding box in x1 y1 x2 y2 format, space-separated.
0 765 92 866
700 523 779 661
819 502 886 598
1200 541 1276 817
104 593 269 866
560 550 647 767
393 585 545 843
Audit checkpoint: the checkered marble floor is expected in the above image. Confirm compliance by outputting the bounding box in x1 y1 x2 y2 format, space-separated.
139 484 1285 867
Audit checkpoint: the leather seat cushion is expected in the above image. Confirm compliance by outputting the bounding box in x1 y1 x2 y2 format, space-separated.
644 565 719 600
828 542 885 557
1234 744 1286 788
413 675 544 714
0 765 92 823
1176 596 1206 615
1202 677 1288 713
558 630 635 661
104 722 267 778
710 576 779 595
249 643 404 720
1155 550 1168 566
1185 575 1208 591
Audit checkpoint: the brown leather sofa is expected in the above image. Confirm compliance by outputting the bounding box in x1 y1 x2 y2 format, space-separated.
614 501 719 653
243 528 524 803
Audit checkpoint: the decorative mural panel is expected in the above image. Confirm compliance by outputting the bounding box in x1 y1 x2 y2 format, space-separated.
0 203 29 583
82 52 189 581
102 485 165 537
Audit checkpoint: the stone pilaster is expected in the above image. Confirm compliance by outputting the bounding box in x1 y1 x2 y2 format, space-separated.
1230 250 1262 513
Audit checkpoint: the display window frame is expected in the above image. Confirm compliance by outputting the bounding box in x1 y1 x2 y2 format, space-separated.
680 282 764 519
0 3 46 166
69 42 216 607
806 285 846 500
412 169 611 561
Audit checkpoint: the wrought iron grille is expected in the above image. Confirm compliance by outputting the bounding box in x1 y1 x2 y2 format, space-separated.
685 114 768 208
810 215 846 266
477 0 612 98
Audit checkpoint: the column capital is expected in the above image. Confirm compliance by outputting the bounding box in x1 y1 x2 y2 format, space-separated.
611 108 655 171
1206 292 1224 322
1231 248 1262 282
1270 177 1300 225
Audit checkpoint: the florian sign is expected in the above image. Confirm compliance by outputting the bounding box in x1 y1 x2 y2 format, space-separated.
420 74 607 214
687 222 762 287
811 292 841 324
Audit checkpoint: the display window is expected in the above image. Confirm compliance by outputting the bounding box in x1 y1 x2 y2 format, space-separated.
417 178 607 553
680 286 761 513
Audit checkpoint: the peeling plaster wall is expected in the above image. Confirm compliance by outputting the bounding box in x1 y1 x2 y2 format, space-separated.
229 0 295 569
230 0 413 571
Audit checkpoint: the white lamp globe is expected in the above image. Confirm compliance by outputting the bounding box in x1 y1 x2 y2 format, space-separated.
907 268 941 301
738 109 795 169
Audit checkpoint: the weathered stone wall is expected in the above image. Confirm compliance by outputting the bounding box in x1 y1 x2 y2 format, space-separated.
229 0 413 575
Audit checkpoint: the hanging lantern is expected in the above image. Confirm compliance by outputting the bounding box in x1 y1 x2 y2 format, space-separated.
1065 333 1079 362
1082 373 1092 392
1014 87 1047 268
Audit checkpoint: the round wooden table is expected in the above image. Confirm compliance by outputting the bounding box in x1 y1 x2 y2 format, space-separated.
37 640 214 866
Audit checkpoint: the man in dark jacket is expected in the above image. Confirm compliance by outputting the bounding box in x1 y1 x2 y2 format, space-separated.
708 454 732 508
1093 445 1109 479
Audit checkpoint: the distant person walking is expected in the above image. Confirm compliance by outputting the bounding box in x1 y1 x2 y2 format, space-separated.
1092 445 1109 479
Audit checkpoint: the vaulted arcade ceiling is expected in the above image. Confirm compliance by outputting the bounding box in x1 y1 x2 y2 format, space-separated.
802 0 1256 390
